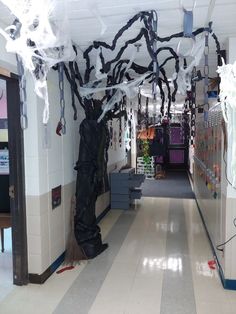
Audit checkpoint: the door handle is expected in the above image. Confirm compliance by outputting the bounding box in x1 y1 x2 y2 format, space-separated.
9 185 15 199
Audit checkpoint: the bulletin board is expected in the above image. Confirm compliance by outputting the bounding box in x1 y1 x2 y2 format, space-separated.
0 149 9 175
0 79 8 142
194 108 222 199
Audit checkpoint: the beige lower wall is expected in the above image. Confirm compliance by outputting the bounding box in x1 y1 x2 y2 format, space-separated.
26 158 127 275
224 196 236 279
26 181 75 274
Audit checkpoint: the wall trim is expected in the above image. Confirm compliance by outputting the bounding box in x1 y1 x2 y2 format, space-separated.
28 205 111 284
187 170 194 191
96 205 111 223
195 198 236 290
29 252 65 284
187 170 193 184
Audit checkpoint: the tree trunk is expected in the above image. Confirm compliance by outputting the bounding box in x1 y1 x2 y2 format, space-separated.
74 118 109 258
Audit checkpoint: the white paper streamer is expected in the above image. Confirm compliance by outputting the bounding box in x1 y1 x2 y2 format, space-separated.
177 37 205 95
0 0 75 124
88 73 150 122
95 49 108 80
87 0 107 36
217 58 236 187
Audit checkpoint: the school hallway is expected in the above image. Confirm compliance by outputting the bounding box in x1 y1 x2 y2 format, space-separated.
1 0 236 313
1 195 236 313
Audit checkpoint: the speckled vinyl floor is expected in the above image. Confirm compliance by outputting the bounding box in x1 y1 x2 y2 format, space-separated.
0 198 236 314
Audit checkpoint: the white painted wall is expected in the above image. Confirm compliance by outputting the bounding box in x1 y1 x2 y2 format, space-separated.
194 36 236 281
228 37 236 64
24 70 83 196
223 37 236 279
24 70 83 274
25 73 127 274
0 24 17 74
0 34 127 275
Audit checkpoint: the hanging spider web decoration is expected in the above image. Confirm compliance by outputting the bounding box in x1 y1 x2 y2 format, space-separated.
0 1 222 125
217 59 236 188
0 0 75 123
217 59 236 113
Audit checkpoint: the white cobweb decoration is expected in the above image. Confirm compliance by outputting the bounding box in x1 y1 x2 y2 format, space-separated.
176 36 205 95
217 59 236 114
80 72 150 122
0 0 75 123
217 58 236 187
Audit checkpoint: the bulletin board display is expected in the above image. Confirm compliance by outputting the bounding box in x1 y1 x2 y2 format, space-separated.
0 79 8 142
0 149 9 175
169 149 185 164
194 108 222 199
169 127 184 145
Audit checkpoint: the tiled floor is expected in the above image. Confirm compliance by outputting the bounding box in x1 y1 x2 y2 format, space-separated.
1 198 236 314
0 228 14 303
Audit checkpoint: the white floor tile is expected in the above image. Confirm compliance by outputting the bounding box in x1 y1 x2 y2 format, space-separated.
1 197 236 314
0 210 122 313
196 301 236 314
89 198 168 314
0 228 14 302
183 199 236 313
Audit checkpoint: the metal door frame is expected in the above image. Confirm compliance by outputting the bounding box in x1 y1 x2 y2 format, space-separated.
0 71 28 285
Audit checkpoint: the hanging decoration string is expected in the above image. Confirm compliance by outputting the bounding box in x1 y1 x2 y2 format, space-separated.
137 87 142 128
16 53 28 130
177 0 196 58
145 97 149 130
204 25 210 114
7 18 28 130
190 66 197 145
56 62 66 136
151 10 159 100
